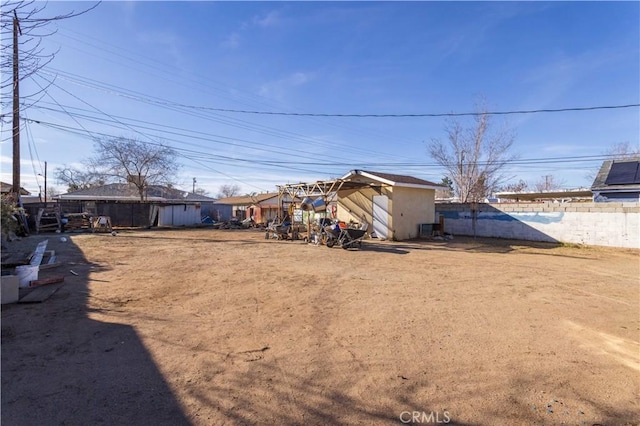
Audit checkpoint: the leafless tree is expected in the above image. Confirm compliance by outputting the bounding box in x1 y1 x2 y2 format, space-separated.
90 137 180 201
45 185 59 199
604 141 640 159
55 165 104 192
216 184 241 199
1 1 99 108
586 141 640 182
533 175 564 192
1 1 99 200
500 179 528 193
193 187 210 196
428 102 517 202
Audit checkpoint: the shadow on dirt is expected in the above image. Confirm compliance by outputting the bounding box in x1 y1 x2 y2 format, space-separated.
389 236 596 259
181 357 478 425
1 235 190 425
360 243 410 255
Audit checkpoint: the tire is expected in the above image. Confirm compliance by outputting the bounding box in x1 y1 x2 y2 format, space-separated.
326 239 335 248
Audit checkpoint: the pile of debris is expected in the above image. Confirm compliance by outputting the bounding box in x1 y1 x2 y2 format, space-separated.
1 239 65 304
211 217 259 230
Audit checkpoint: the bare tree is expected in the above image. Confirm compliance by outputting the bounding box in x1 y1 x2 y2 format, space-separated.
45 186 59 199
1 1 99 105
55 165 104 192
1 1 98 199
193 187 209 196
216 184 241 199
500 179 528 193
91 137 181 201
586 141 640 182
428 102 517 202
533 175 564 192
605 141 640 159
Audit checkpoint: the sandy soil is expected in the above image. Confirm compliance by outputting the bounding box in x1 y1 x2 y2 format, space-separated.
2 228 639 425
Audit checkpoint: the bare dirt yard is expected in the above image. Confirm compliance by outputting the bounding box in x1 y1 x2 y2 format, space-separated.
2 228 639 425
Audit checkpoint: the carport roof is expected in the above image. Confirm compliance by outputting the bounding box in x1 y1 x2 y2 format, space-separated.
216 192 278 206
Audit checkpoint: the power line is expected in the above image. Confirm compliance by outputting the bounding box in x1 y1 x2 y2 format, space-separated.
38 68 640 118
23 117 621 169
50 27 422 146
167 103 640 118
40 68 416 162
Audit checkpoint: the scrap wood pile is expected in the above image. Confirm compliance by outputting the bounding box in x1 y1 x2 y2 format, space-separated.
64 213 92 231
213 217 259 230
1 239 66 304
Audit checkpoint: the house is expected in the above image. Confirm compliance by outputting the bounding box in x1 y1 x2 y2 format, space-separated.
0 182 31 196
55 183 218 227
591 158 640 202
336 170 444 240
215 193 281 224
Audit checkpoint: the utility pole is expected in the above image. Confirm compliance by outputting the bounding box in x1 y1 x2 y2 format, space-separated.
192 177 196 193
12 10 21 200
43 161 47 204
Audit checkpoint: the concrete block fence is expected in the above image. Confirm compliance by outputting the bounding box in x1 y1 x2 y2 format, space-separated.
435 202 640 249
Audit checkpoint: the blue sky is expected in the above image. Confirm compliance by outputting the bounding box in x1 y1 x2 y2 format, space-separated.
2 1 639 196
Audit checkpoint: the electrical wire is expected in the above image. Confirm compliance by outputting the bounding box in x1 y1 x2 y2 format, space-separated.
136 103 640 118
41 68 639 118
40 67 418 162
51 27 422 146
24 117 622 169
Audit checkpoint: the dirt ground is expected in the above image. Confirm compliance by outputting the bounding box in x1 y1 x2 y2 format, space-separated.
2 228 639 425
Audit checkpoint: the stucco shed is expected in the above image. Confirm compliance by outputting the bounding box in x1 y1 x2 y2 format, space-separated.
336 170 444 241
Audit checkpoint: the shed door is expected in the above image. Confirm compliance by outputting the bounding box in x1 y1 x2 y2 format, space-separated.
372 195 389 239
158 205 199 226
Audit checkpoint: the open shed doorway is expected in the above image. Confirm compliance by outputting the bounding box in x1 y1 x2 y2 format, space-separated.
372 195 389 239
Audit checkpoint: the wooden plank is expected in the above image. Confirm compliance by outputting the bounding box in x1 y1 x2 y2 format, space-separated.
29 275 64 287
18 282 64 303
38 262 61 270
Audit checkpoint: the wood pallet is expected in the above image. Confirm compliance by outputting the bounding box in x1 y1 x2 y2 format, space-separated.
36 208 61 233
65 213 92 231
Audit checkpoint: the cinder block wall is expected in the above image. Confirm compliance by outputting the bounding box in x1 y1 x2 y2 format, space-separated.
435 202 640 249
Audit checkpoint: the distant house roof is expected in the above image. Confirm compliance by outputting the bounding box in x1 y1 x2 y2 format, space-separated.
0 181 31 195
216 192 278 206
56 183 216 203
591 158 640 192
340 170 444 190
